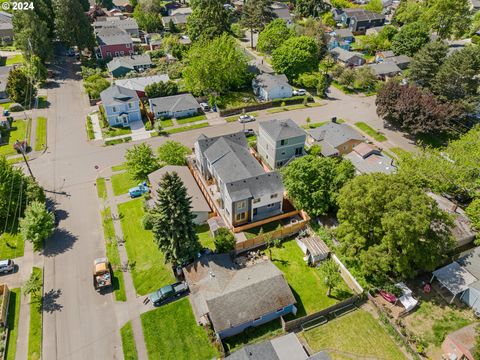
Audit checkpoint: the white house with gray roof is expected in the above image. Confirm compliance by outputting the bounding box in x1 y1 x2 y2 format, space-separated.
115 74 170 96
257 119 306 169
252 73 293 101
148 93 200 119
194 132 284 227
100 84 141 126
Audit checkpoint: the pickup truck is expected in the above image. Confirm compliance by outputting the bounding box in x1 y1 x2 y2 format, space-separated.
129 182 149 198
93 258 112 291
147 281 189 306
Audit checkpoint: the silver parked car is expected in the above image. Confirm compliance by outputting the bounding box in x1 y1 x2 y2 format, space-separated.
238 114 255 123
0 259 15 274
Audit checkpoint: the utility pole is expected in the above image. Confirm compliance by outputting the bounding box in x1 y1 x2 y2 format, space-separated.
15 140 35 180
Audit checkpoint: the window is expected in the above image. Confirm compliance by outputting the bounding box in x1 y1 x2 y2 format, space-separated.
129 50 133 55
267 203 275 208
276 307 284 313
126 43 131 48
295 147 302 155
128 103 132 109
236 201 246 210
281 151 285 155
236 212 246 221
276 161 283 167
281 139 288 146
106 52 111 57
270 193 278 199
120 51 124 55
253 208 257 215
253 198 261 204
114 51 119 56
112 106 117 112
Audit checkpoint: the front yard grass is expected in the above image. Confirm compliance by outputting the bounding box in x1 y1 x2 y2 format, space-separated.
159 119 174 128
28 267 43 360
0 232 24 259
102 207 126 302
176 114 207 125
34 117 47 151
354 122 387 142
165 122 209 134
300 309 406 360
197 224 214 250
0 119 30 157
141 297 220 360
111 172 138 196
5 288 20 360
6 54 24 65
111 163 126 172
118 199 175 295
102 126 132 138
218 90 258 110
96 177 107 200
271 239 352 317
121 321 138 360
266 103 321 114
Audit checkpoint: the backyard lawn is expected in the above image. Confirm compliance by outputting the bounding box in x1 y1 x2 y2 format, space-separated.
121 321 138 360
270 239 352 317
196 224 214 250
28 267 43 360
102 208 126 301
0 232 24 259
5 288 20 360
218 91 258 110
0 119 30 157
300 309 406 360
111 172 138 196
34 117 47 151
354 122 387 142
118 199 175 295
141 297 220 360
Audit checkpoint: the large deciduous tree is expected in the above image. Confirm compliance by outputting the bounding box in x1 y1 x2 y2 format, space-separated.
241 0 275 49
20 201 55 251
409 41 449 88
281 155 355 217
391 22 430 56
294 0 330 18
125 143 160 181
256 19 294 54
272 36 319 79
183 34 250 95
54 0 95 50
336 174 454 284
144 81 178 98
6 68 37 106
133 6 163 33
157 141 191 166
151 172 201 265
423 0 471 39
187 0 230 41
13 10 53 63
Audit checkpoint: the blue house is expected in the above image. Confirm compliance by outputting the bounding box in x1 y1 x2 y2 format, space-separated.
184 254 296 339
100 85 142 127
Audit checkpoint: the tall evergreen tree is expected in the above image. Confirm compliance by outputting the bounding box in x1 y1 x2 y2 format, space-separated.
241 0 275 49
409 41 449 88
151 172 201 265
54 0 96 50
187 0 230 41
13 10 53 62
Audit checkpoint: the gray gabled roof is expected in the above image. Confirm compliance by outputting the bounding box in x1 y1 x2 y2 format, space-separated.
100 84 139 107
260 118 306 141
343 8 385 21
227 172 284 202
162 13 189 25
0 65 13 93
115 74 170 92
331 47 364 62
96 27 132 46
332 28 354 39
149 93 199 114
254 73 291 92
107 54 152 72
93 17 138 32
367 62 402 76
0 11 12 30
309 122 364 148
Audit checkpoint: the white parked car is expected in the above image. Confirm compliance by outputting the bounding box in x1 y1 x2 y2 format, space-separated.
0 259 15 274
293 89 307 96
238 114 255 123
200 102 210 111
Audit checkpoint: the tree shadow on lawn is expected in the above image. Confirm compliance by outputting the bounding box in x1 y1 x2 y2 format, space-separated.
42 228 77 257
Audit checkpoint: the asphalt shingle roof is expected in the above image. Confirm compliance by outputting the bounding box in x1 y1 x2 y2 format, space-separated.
367 62 402 76
309 122 364 148
107 54 152 72
149 93 199 114
100 84 139 107
0 11 12 31
344 8 385 21
331 47 364 62
115 74 170 92
93 17 138 33
96 27 132 46
253 73 290 92
260 119 306 141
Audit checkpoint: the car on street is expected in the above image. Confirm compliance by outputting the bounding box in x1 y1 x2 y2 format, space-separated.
129 182 149 198
243 129 255 137
293 89 307 96
148 281 189 306
238 114 255 123
200 102 210 111
0 259 15 274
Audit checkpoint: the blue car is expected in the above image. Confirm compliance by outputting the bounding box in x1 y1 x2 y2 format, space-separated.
128 182 149 198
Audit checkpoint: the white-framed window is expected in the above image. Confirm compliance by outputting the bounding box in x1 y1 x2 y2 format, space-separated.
236 201 246 210
120 51 124 55
129 50 133 55
114 51 119 57
106 51 111 57
253 198 261 204
271 193 278 199
281 139 288 146
126 43 131 48
128 103 132 109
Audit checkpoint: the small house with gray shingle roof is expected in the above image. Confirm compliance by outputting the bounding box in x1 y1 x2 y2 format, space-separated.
367 62 402 79
184 254 296 339
330 47 366 67
148 93 200 119
100 84 141 126
194 132 284 226
107 54 152 78
257 118 306 169
307 119 365 157
252 73 293 100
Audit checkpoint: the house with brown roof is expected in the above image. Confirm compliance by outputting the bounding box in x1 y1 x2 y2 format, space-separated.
184 254 296 339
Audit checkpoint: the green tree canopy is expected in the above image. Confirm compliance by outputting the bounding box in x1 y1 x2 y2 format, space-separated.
294 0 330 18
157 141 191 165
281 155 355 217
256 19 294 54
187 0 230 41
144 80 178 98
409 41 449 88
336 173 454 284
151 172 201 265
83 74 110 100
6 68 37 106
214 227 236 253
365 0 382 13
125 143 160 181
13 10 53 63
133 6 163 33
272 36 319 79
393 0 426 25
183 34 250 95
423 0 471 39
391 22 430 56
53 0 95 50
20 201 55 251
319 259 342 296
241 0 275 48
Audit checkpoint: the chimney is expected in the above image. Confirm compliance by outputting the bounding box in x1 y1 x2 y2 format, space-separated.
331 117 337 123
451 204 458 213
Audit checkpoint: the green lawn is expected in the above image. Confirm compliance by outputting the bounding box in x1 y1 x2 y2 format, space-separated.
6 54 24 65
243 219 284 239
165 122 209 134
121 321 138 360
300 309 406 360
7 156 26 165
5 288 20 360
102 126 132 138
96 177 107 200
111 172 138 196
197 224 214 250
37 96 48 109
118 199 175 295
271 239 352 317
141 298 220 360
218 91 258 110
28 267 43 360
34 117 47 151
102 208 126 302
111 163 126 172
266 103 321 114
0 101 14 110
224 112 259 123
223 319 284 353
302 119 345 129
354 122 387 142
176 114 207 125
0 232 24 259
105 137 132 146
0 119 30 157
159 119 174 128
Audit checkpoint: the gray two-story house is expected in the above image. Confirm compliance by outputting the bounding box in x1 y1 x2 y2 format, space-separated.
257 119 306 169
194 132 284 227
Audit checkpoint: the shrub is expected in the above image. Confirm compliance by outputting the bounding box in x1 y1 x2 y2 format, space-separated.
214 227 236 253
142 213 153 230
9 103 23 112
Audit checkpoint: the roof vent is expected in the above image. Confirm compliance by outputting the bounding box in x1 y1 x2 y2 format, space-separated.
209 271 215 278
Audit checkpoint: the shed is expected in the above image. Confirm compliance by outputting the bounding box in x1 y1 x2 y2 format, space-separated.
295 235 330 266
431 261 477 303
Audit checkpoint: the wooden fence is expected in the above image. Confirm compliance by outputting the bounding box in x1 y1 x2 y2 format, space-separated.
331 254 364 294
